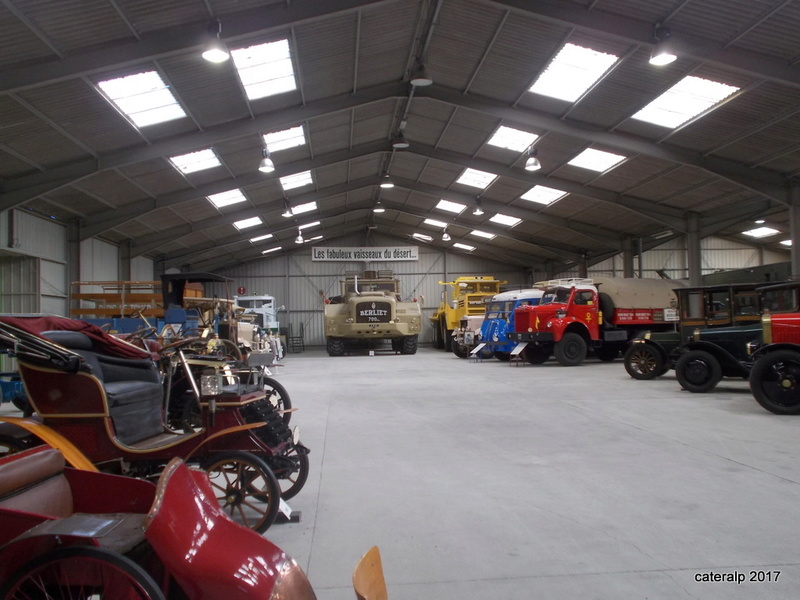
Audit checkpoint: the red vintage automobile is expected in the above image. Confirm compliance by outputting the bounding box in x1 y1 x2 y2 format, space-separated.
747 309 800 414
0 315 310 533
0 443 317 600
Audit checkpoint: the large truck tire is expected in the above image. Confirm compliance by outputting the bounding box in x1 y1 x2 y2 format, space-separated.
524 345 551 364
326 337 346 356
598 292 615 323
400 335 418 355
494 351 511 362
452 342 469 359
432 318 444 349
554 333 587 366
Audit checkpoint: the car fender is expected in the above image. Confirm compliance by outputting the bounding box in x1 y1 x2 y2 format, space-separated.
673 341 749 375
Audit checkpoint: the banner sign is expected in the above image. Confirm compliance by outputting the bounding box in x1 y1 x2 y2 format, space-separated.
311 246 419 262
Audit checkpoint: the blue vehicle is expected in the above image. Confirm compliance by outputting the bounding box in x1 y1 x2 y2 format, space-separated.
474 289 544 361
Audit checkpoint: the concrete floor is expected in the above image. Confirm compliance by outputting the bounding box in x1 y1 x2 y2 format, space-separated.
264 346 800 600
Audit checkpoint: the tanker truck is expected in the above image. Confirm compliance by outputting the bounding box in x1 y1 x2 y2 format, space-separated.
508 277 685 366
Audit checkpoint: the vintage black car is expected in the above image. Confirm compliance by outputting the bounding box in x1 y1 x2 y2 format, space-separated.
623 283 762 381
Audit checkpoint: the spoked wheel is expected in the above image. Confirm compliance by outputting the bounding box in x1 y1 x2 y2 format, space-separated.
264 376 292 425
0 546 165 600
269 446 310 500
624 343 666 380
675 350 722 393
750 350 800 415
203 451 281 533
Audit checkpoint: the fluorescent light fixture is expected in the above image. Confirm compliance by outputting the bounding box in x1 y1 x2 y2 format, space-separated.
529 43 619 102
470 230 495 240
412 233 433 242
290 201 317 215
170 148 221 174
632 76 740 129
742 227 779 238
263 125 306 152
436 199 467 213
208 189 247 208
423 218 448 228
306 235 323 242
97 71 187 128
521 185 568 206
373 201 385 213
781 240 792 247
490 213 522 227
231 39 297 100
456 168 497 189
233 216 262 230
280 171 313 191
453 243 475 251
488 126 539 152
568 148 626 172
299 221 320 230
249 233 274 243
262 246 282 254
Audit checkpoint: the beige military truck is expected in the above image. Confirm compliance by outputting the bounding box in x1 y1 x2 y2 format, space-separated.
323 270 422 356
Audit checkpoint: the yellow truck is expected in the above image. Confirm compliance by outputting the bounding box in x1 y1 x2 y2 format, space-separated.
430 276 506 353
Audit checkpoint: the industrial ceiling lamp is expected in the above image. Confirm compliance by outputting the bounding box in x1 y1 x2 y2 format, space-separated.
258 148 275 173
373 199 385 213
295 229 304 244
201 20 230 63
524 146 542 172
472 197 484 216
441 226 451 242
380 174 395 189
410 63 433 87
649 24 677 66
392 130 410 149
281 198 294 218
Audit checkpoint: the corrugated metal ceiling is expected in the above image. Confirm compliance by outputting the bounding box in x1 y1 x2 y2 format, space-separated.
0 0 798 273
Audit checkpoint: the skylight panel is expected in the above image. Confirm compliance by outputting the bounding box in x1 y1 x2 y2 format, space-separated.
231 39 297 100
743 227 779 238
521 185 568 206
291 201 317 215
263 125 306 152
208 189 247 208
529 43 619 102
249 233 273 243
488 126 539 152
436 199 466 213
470 230 496 240
453 243 475 251
568 148 626 172
781 240 792 247
423 218 448 228
413 233 433 242
97 71 186 128
306 235 324 243
299 221 320 230
233 216 262 230
632 76 740 129
456 168 497 189
171 148 221 174
490 213 521 227
280 171 313 191
262 246 282 254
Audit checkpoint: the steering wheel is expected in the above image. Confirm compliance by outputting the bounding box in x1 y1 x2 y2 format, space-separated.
125 327 158 344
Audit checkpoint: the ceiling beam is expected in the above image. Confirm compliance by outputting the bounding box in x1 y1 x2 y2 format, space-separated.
0 0 395 94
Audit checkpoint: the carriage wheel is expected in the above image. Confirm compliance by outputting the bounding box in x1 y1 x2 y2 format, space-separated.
264 376 292 425
203 451 281 533
0 546 165 600
269 447 310 500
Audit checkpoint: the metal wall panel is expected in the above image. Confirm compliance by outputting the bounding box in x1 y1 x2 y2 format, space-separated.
0 256 38 313
80 238 119 281
1 210 66 261
40 258 67 316
130 256 155 281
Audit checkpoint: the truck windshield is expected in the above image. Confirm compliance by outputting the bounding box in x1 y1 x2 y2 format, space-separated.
540 288 570 305
485 302 505 319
